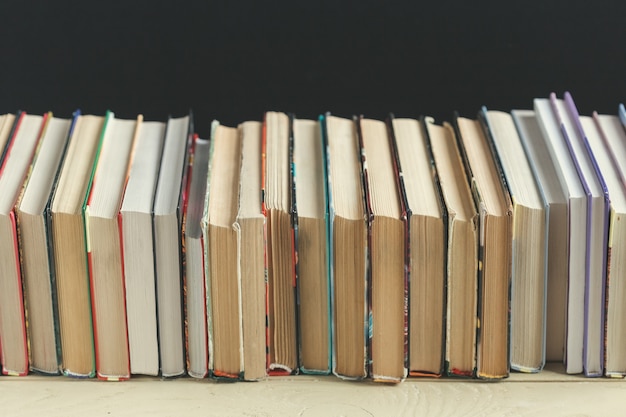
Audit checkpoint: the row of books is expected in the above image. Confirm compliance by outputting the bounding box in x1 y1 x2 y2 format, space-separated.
1 94 625 382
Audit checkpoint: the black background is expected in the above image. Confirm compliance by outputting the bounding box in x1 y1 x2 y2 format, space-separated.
1 1 624 137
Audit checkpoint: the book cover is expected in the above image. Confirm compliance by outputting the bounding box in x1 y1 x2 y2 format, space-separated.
355 115 407 383
454 113 513 380
619 104 626 129
534 97 587 374
481 108 547 373
0 112 46 376
43 111 81 374
293 115 331 375
322 114 368 380
553 93 609 377
152 113 194 378
388 115 447 378
183 134 210 379
261 111 298 375
424 118 478 378
120 120 166 376
85 112 138 381
583 112 626 377
17 113 73 375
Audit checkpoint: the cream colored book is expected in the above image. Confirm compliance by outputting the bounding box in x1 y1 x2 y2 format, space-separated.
262 111 297 374
391 116 445 377
0 112 44 376
85 112 138 380
357 116 406 383
293 117 331 375
120 121 165 376
324 114 368 380
17 113 72 375
426 118 478 377
50 114 105 377
455 115 512 380
236 121 266 381
483 109 547 373
204 122 243 379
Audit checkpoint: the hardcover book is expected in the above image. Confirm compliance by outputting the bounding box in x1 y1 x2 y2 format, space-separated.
455 114 513 380
120 120 166 376
293 117 331 375
0 112 45 376
534 97 587 374
323 114 368 380
389 116 445 378
262 111 298 374
50 113 105 377
152 114 193 377
356 116 407 383
183 135 210 379
17 113 73 375
204 121 244 380
236 121 267 381
581 112 626 377
425 118 478 377
85 112 138 380
553 93 608 377
0 113 17 167
482 109 547 372
512 110 568 364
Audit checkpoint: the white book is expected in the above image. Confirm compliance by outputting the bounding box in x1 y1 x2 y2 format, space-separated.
120 121 165 376
552 93 608 377
534 97 586 374
581 113 626 377
152 115 191 377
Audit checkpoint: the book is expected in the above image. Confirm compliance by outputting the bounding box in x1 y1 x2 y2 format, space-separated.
482 109 547 372
120 120 166 376
50 113 105 377
0 113 17 167
455 115 513 380
153 114 193 377
293 116 331 375
236 121 267 381
389 116 445 377
553 93 608 377
581 113 626 377
425 118 478 377
17 113 73 375
323 114 368 380
262 111 298 374
0 112 45 375
204 121 243 379
512 110 568 364
356 116 407 383
85 112 138 380
534 97 587 374
183 135 210 379
619 104 626 128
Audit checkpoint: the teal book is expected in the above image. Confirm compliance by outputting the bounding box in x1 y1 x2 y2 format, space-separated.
293 115 331 375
